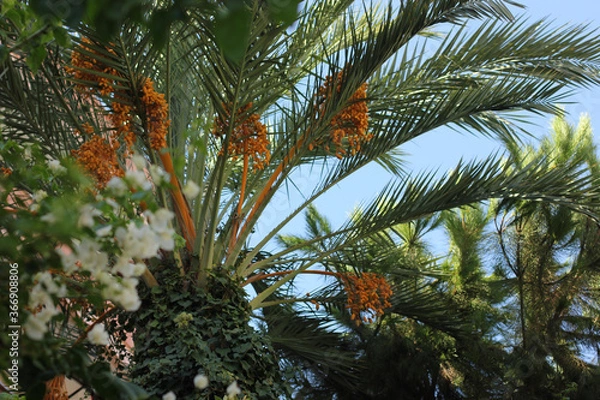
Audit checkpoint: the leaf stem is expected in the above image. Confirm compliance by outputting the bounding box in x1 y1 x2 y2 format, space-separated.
237 133 307 245
242 269 339 287
158 150 196 251
229 149 249 254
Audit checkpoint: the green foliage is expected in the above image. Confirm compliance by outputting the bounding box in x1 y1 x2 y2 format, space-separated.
130 267 291 399
0 394 26 400
9 0 300 63
0 1 71 71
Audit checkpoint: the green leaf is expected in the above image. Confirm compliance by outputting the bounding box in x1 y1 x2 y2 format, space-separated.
88 361 151 400
0 45 8 63
52 26 71 47
25 45 47 74
149 9 173 49
266 0 300 26
213 2 252 62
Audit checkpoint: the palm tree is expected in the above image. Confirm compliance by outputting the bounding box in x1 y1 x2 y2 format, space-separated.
487 115 600 398
432 114 600 398
4 0 600 398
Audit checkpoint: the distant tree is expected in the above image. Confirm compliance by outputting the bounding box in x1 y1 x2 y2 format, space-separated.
488 115 600 398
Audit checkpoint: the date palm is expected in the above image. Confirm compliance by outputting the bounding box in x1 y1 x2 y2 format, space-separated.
487 115 600 398
4 0 600 398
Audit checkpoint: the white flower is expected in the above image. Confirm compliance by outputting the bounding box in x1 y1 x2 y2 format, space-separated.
146 209 176 251
78 204 102 228
24 305 60 340
182 180 200 199
162 391 176 400
57 248 77 274
115 278 141 311
147 209 174 233
95 225 113 237
194 374 209 390
106 177 128 196
28 284 53 309
57 247 80 274
29 203 40 212
37 306 60 323
87 323 110 346
98 271 121 299
75 238 108 274
24 314 48 341
132 262 147 276
119 222 160 259
150 164 170 185
226 381 241 396
157 230 175 251
111 257 145 278
34 271 66 297
47 159 67 174
98 272 141 311
118 291 141 311
111 256 136 277
132 153 146 169
32 190 47 202
125 170 152 191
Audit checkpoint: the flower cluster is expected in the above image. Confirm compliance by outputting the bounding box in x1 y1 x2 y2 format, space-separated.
213 103 271 170
340 272 392 324
23 271 65 340
313 70 371 158
23 170 176 341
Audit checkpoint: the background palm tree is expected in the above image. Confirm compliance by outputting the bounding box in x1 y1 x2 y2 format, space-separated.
486 115 600 398
4 0 600 398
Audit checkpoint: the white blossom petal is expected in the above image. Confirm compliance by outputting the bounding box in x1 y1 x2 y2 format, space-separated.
106 177 128 196
87 323 110 346
47 159 67 174
226 381 241 396
182 181 200 199
162 391 176 400
194 374 209 390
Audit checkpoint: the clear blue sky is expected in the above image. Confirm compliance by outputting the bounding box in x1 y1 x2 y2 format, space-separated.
254 1 600 252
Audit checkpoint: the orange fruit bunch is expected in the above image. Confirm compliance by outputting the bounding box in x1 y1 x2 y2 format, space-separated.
341 272 392 324
140 78 169 151
70 122 125 189
312 70 371 158
71 135 124 188
66 38 119 97
66 39 170 187
213 103 270 170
